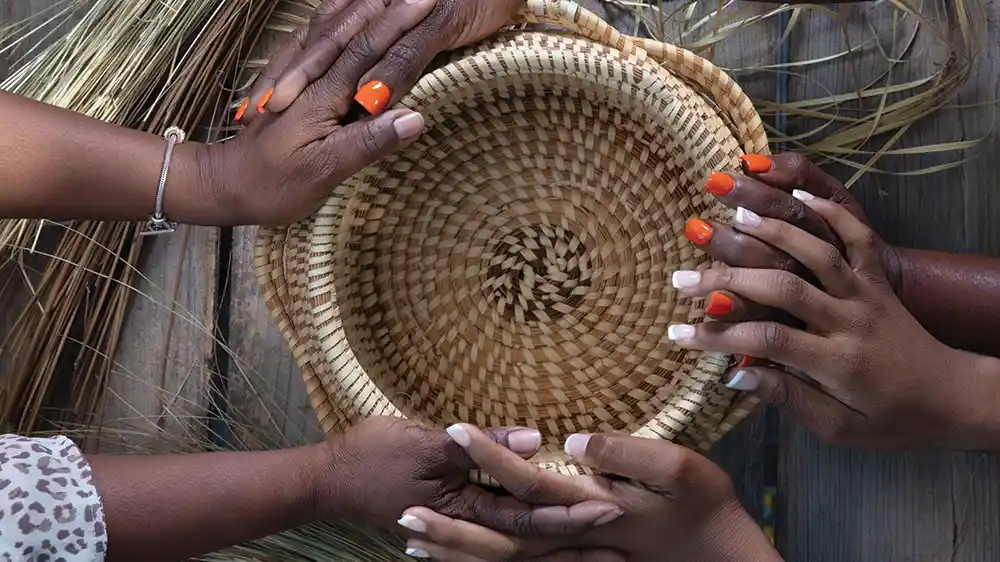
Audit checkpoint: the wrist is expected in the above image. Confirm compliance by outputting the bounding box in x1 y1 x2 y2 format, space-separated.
162 140 239 226
937 351 1000 451
695 500 782 562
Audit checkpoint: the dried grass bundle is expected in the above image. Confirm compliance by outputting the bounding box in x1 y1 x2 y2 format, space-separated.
0 0 276 433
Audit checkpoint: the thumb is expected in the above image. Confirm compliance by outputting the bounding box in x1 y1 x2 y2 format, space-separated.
326 108 424 175
726 365 850 440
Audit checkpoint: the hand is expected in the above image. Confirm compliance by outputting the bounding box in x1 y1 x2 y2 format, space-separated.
242 0 522 120
687 152 902 323
668 194 992 450
317 417 623 539
204 0 440 225
392 425 779 562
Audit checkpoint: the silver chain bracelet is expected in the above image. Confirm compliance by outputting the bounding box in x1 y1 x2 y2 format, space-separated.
140 126 186 237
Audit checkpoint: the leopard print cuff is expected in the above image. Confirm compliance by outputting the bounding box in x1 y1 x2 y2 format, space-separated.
0 435 107 562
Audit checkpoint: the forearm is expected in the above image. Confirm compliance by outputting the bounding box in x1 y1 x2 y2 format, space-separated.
0 92 219 224
893 247 1000 357
90 444 328 562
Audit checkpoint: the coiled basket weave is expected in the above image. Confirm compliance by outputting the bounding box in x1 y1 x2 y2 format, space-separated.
255 0 768 476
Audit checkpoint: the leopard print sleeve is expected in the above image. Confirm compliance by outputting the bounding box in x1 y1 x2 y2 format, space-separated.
0 435 107 562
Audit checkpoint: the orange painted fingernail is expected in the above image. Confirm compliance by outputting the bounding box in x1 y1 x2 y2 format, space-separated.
684 218 713 246
739 356 755 367
706 292 734 316
355 80 391 114
234 98 249 122
740 154 773 174
256 88 274 114
705 172 735 196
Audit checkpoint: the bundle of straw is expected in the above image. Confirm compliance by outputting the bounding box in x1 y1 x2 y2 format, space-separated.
0 0 277 434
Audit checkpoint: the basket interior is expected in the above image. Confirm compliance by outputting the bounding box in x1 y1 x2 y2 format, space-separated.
304 33 744 454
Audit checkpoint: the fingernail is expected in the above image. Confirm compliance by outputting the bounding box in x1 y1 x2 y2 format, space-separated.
727 369 760 391
405 547 430 558
564 433 591 458
593 507 624 527
446 424 471 447
393 112 425 140
672 270 701 289
739 356 755 367
735 207 762 228
507 429 542 454
668 324 696 341
740 154 773 174
684 218 713 246
705 171 735 196
706 292 733 316
398 515 427 533
256 88 274 114
234 98 249 122
792 189 815 202
355 80 391 114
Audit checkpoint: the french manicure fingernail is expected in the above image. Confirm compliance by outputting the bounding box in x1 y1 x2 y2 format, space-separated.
735 207 762 228
706 292 733 316
507 429 542 455
398 515 428 533
593 507 624 527
564 433 591 458
740 154 773 174
792 189 816 202
672 270 701 289
405 547 430 558
355 80 391 114
705 171 735 196
446 423 471 447
256 88 274 113
684 218 713 246
393 112 425 140
234 98 249 122
727 369 760 391
668 324 696 341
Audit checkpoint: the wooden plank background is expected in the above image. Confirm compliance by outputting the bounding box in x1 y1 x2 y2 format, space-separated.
4 1 1000 560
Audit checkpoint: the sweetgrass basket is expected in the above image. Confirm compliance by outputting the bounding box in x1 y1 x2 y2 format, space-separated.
254 0 768 477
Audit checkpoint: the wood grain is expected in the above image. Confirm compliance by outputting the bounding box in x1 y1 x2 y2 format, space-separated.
779 2 1000 560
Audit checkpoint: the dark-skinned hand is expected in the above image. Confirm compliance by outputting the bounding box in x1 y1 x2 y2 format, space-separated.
667 195 995 450
390 425 780 562
682 152 902 326
320 417 625 541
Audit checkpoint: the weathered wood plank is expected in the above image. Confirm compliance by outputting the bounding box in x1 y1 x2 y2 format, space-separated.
96 226 221 453
780 2 1000 560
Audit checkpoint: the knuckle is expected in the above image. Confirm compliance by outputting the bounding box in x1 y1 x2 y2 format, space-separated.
359 121 383 158
783 152 812 185
384 40 424 71
773 271 807 304
759 321 792 352
821 244 846 271
758 378 792 410
858 228 880 252
344 30 379 63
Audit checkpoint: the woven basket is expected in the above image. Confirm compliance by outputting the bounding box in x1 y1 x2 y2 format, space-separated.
254 0 767 477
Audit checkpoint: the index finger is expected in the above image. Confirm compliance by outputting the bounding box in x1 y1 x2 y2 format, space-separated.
564 433 693 490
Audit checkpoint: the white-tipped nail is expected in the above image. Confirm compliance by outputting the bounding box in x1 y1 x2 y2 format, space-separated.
668 324 696 341
672 270 701 289
792 189 815 202
564 433 591 458
735 207 762 228
727 370 760 391
446 424 471 447
398 515 427 533
405 547 430 558
393 112 425 140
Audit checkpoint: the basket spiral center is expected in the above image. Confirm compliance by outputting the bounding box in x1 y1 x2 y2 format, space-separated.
485 224 592 322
